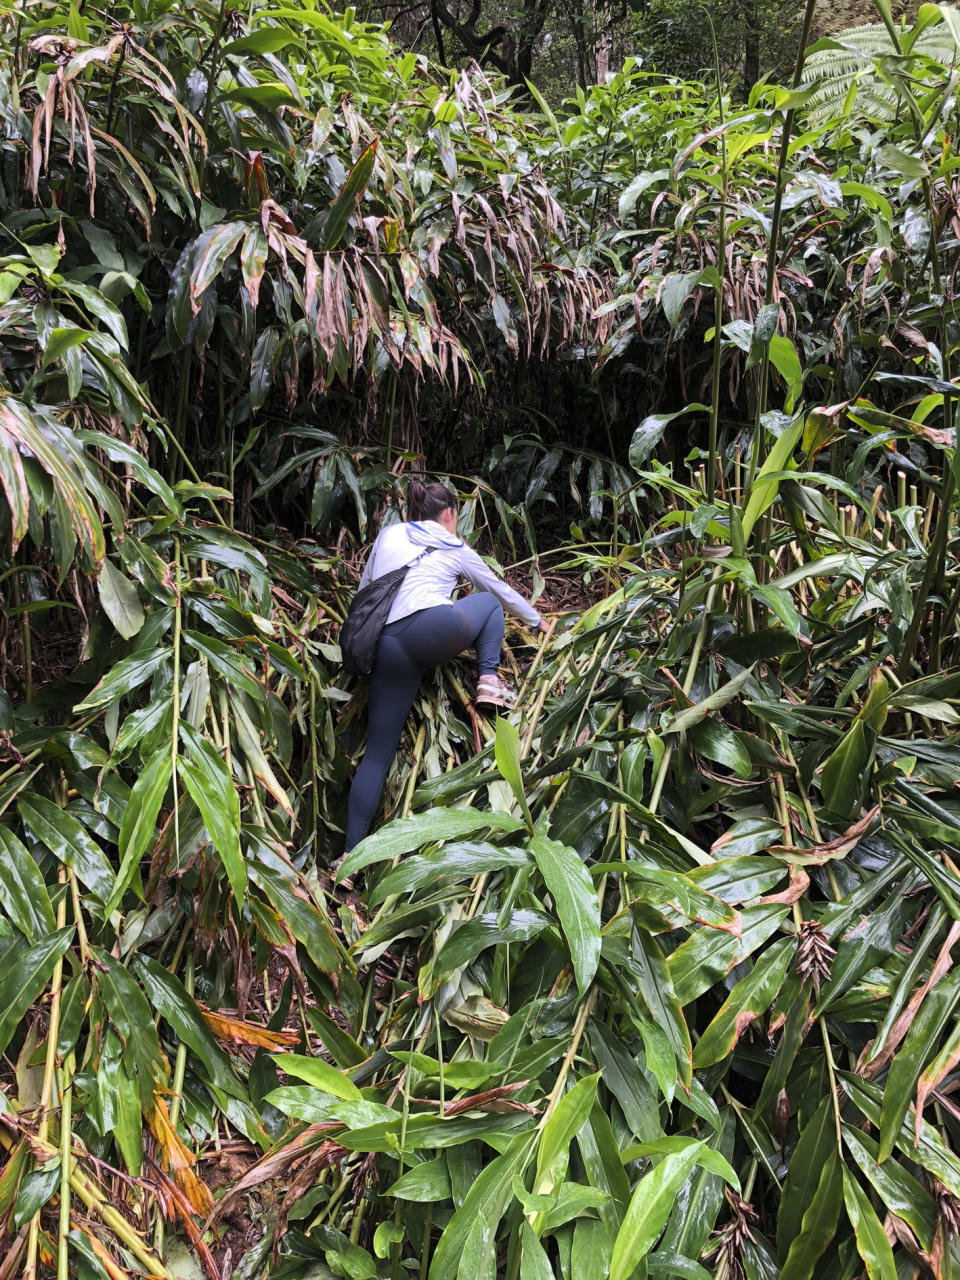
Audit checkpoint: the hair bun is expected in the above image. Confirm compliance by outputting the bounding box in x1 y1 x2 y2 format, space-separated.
406 476 455 522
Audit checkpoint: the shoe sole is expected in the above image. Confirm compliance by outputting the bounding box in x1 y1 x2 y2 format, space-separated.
476 695 515 709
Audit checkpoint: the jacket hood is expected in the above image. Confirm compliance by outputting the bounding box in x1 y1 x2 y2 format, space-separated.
405 519 464 549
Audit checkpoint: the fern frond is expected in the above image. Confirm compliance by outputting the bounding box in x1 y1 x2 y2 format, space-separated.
800 16 960 126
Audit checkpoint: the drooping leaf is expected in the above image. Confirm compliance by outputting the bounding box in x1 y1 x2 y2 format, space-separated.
609 1141 707 1280
0 927 74 1057
0 827 56 940
842 1166 897 1280
98 558 145 640
530 835 601 993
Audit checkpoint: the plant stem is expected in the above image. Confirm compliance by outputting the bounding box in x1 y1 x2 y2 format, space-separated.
745 0 819 493
820 1016 844 1151
57 1052 75 1280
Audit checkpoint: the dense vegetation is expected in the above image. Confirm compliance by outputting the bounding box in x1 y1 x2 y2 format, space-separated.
6 0 960 1277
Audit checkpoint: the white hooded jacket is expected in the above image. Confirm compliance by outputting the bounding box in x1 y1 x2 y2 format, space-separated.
357 520 542 628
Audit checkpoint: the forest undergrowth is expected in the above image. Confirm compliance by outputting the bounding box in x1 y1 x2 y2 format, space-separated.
7 0 960 1276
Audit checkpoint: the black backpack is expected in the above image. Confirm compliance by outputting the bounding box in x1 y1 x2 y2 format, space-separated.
339 548 433 675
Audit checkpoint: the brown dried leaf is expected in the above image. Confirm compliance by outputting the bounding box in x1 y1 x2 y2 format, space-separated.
768 805 879 865
198 1007 299 1049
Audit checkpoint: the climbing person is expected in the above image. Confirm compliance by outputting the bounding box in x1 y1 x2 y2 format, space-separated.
342 476 549 853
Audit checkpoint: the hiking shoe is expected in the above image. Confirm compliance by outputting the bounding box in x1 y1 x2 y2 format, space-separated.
476 673 516 709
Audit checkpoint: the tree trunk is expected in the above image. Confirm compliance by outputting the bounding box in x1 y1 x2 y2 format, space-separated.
743 0 760 95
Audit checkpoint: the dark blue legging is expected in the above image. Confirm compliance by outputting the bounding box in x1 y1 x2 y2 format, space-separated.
344 593 505 850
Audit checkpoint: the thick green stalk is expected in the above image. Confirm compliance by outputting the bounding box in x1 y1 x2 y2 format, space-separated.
744 0 819 493
156 541 182 1261
57 1052 75 1280
705 10 727 508
25 874 67 1280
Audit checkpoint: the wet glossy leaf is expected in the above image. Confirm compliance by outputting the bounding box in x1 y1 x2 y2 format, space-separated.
0 827 55 940
692 937 794 1067
340 809 524 880
0 927 74 1057
18 794 115 906
842 1166 897 1280
610 1141 707 1280
530 835 601 993
779 1150 842 1280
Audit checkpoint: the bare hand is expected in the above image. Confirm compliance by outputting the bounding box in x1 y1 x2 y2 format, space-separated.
537 618 551 634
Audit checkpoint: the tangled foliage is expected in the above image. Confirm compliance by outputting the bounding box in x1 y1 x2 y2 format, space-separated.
7 0 960 1277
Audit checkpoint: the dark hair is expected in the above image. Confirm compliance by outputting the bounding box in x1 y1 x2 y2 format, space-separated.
407 476 456 522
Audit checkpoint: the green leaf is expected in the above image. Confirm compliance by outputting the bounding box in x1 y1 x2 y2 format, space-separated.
621 1139 738 1191
769 334 803 411
664 666 755 735
369 843 533 905
434 910 550 976
842 1166 897 1280
609 1142 707 1280
134 954 245 1098
373 1221 404 1258
98 558 145 640
821 672 888 818
0 927 74 1058
41 326 94 367
630 404 708 469
13 1161 61 1229
530 835 601 993
779 1151 842 1280
222 26 304 54
249 856 341 975
648 1254 711 1280
178 729 244 903
690 719 753 777
105 747 172 917
270 1053 362 1101
777 1096 837 1262
692 938 794 1068
73 648 169 712
843 1072 960 1200
320 139 378 251
669 905 789 1006
879 967 960 1161
385 1158 451 1202
660 1108 736 1262
95 949 168 1107
877 144 929 178
543 1182 610 1231
534 1073 601 1197
520 1221 553 1280
17 794 115 907
339 808 524 881
495 717 533 828
578 1102 632 1233
740 418 802 542
0 827 56 940
631 931 692 1089
843 1126 935 1251
429 1132 536 1280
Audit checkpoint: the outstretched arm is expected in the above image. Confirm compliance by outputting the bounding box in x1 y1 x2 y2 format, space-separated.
459 545 542 628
